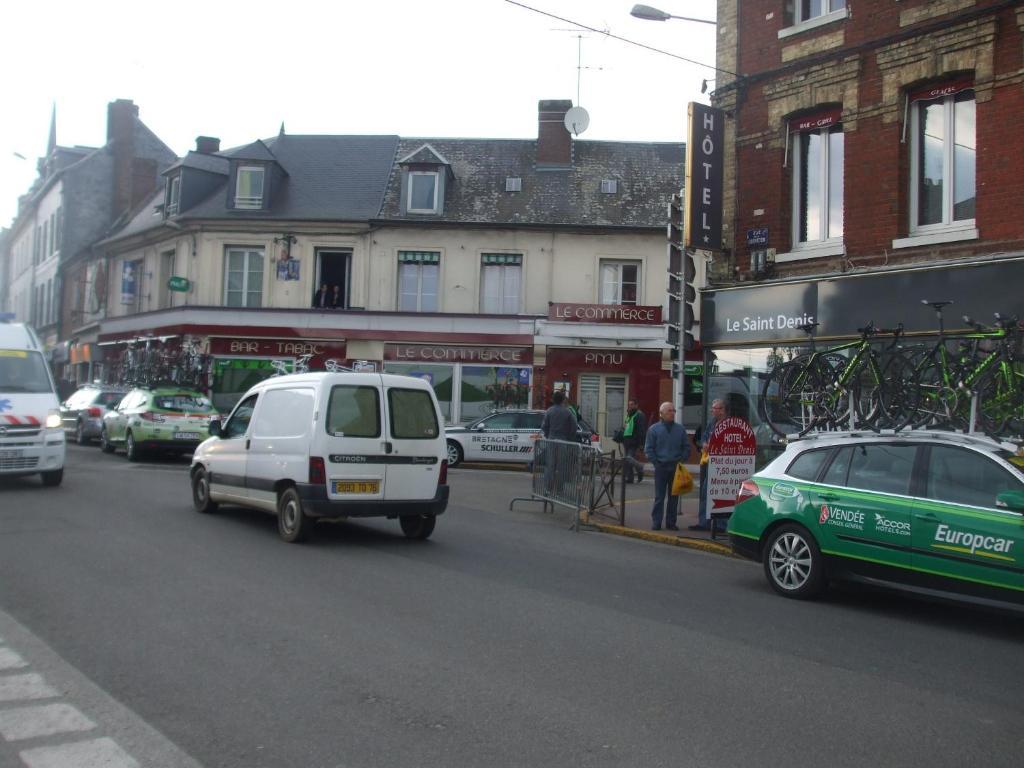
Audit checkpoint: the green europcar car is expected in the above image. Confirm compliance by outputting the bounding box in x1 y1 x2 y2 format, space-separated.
728 431 1024 612
101 387 218 461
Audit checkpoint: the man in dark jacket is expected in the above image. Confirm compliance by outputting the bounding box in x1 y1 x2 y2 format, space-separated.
643 401 691 531
621 398 647 484
541 390 578 441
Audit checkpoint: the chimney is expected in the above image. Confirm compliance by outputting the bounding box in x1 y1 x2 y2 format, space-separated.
107 99 139 216
195 136 221 154
536 99 573 166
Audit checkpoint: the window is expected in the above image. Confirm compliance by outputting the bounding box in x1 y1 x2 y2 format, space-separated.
327 385 381 437
798 0 845 23
505 177 522 192
910 87 975 233
924 446 1024 509
54 207 62 251
166 175 180 216
253 388 315 438
821 446 852 487
787 448 831 481
481 413 519 430
235 166 265 209
480 253 522 314
845 443 917 496
160 250 176 309
600 179 618 194
397 251 439 312
791 115 843 249
224 247 264 308
408 172 439 213
599 260 640 305
388 388 440 439
223 394 258 439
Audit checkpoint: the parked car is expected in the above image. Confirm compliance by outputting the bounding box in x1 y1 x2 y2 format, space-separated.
445 408 600 468
60 385 129 445
728 430 1024 612
190 371 449 543
0 320 65 486
101 387 218 460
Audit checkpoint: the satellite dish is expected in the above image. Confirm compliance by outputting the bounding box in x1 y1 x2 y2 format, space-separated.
564 106 590 136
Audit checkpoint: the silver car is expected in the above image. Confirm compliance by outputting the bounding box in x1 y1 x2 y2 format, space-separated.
60 386 129 445
444 409 599 468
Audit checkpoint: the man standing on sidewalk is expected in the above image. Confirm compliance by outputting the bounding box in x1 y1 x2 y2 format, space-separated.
621 398 647 484
541 390 579 494
643 402 691 531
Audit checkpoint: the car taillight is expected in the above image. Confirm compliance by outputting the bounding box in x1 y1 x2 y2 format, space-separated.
590 433 601 442
140 412 164 422
87 406 102 418
736 480 760 504
309 456 326 485
438 459 448 486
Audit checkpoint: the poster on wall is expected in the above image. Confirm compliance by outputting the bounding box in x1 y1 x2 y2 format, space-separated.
276 259 300 281
120 261 138 305
705 417 757 521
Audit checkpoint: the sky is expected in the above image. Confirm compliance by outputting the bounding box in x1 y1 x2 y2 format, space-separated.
0 0 719 227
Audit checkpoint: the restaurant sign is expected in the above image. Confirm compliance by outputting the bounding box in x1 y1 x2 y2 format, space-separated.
384 344 533 364
548 303 662 324
208 338 347 357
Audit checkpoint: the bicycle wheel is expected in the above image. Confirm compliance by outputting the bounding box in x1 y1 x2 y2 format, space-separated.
761 361 824 437
870 351 919 431
910 355 962 429
976 368 1021 439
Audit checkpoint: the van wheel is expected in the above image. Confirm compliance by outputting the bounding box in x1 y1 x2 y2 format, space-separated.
125 431 141 462
41 469 63 487
399 513 436 540
278 486 313 543
191 467 218 514
75 421 89 446
763 524 825 599
100 427 115 453
446 441 463 468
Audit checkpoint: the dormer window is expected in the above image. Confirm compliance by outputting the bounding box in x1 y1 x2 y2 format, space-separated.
408 171 439 213
235 165 265 209
165 175 180 216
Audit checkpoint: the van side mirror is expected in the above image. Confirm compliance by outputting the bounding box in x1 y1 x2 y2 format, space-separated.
208 418 223 438
995 490 1024 513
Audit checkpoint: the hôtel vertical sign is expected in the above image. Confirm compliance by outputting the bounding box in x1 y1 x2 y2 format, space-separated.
684 102 724 251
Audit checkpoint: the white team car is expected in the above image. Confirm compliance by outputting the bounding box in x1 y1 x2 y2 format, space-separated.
444 409 599 468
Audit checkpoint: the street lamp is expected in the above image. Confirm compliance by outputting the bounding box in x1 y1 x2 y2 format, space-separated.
630 4 715 25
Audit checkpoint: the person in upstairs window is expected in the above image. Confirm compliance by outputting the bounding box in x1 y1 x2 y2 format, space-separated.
315 283 330 308
331 284 342 309
644 402 691 531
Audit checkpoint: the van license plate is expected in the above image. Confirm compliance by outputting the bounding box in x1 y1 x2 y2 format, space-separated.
333 480 379 494
0 449 23 459
173 432 200 440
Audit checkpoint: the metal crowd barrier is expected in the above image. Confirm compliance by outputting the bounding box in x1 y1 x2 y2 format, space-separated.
509 439 620 530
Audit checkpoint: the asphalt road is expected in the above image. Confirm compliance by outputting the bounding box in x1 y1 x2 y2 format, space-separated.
0 445 1022 767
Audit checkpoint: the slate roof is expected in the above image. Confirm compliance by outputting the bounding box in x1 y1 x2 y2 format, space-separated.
377 138 684 229
180 134 400 221
163 151 230 175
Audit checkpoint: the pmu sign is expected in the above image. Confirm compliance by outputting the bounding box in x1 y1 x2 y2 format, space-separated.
685 102 724 251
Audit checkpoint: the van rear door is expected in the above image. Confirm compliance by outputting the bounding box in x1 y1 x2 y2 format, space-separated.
382 383 444 501
323 380 387 501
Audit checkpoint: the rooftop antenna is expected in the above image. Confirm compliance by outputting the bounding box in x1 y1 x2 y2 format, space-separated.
551 27 605 115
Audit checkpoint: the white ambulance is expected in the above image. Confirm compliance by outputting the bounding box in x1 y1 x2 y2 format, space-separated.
0 320 66 486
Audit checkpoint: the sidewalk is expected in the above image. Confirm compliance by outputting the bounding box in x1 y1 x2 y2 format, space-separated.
583 463 734 557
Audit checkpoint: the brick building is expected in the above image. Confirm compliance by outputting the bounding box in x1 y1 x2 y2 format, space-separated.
696 0 1024 458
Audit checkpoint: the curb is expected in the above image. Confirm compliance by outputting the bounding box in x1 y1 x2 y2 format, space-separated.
586 521 735 556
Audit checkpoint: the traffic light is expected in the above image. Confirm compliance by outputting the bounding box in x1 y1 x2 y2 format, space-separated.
666 193 684 352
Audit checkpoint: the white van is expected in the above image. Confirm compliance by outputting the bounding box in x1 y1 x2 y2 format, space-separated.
0 321 65 486
190 371 449 542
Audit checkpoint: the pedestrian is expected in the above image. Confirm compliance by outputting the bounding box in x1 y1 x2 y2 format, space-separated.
331 284 342 308
541 389 579 493
621 398 647 484
315 283 330 308
643 401 691 531
692 398 727 531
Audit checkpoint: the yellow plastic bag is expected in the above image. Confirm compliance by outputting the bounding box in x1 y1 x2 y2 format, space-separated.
672 462 694 495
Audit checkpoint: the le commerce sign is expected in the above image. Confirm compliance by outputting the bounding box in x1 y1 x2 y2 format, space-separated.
548 303 662 324
384 344 533 364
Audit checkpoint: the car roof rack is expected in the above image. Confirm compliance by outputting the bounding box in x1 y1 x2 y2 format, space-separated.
787 428 1020 453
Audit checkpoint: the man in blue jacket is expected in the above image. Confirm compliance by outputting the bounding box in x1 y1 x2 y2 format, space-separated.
643 401 692 531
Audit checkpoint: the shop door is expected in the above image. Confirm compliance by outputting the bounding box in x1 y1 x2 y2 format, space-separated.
579 374 626 451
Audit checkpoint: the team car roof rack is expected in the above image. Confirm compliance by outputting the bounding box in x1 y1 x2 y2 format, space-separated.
787 428 1020 453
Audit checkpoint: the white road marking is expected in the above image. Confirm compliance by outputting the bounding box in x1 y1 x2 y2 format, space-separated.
20 737 140 768
0 674 59 703
0 703 95 741
0 647 28 670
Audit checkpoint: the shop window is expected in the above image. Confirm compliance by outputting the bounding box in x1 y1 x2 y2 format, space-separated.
902 83 976 246
224 247 264 308
599 260 640 305
397 251 440 312
461 365 532 422
480 253 522 314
